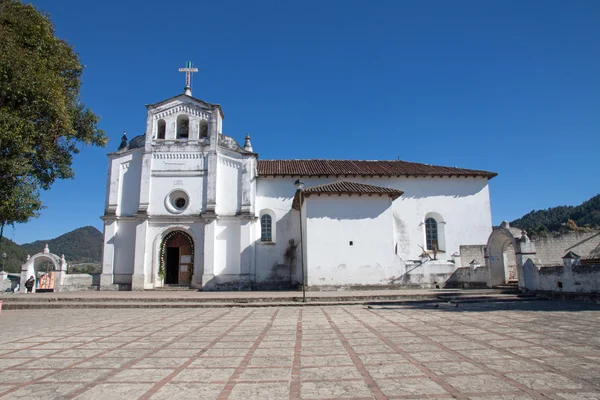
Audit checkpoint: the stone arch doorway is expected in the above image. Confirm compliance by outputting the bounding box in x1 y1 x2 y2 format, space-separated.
160 231 194 285
486 228 519 287
20 245 65 293
486 222 536 289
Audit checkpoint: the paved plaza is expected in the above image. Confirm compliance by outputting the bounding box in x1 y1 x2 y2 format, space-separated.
0 300 599 399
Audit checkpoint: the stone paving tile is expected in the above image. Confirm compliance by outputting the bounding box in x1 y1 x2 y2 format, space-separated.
229 382 289 399
300 366 363 381
505 372 583 390
40 368 114 383
0 383 84 399
444 374 519 392
551 393 600 399
16 358 82 368
423 361 486 375
188 356 243 368
0 301 599 399
363 362 425 378
0 369 56 383
468 395 535 400
107 368 176 383
172 367 234 383
301 379 372 399
133 357 190 368
376 376 450 396
72 383 156 399
301 355 353 367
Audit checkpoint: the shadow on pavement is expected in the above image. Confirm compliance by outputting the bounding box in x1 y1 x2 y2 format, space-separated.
364 299 600 313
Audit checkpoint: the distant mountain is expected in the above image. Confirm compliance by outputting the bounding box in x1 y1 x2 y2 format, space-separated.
511 194 600 235
20 226 103 265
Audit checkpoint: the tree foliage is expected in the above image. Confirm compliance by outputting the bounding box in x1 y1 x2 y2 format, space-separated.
0 236 26 273
511 194 600 236
0 0 106 228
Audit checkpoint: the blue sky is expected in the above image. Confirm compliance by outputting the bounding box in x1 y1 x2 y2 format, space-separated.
7 0 600 244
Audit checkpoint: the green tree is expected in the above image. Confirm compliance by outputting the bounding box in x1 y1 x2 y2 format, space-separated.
0 1 106 249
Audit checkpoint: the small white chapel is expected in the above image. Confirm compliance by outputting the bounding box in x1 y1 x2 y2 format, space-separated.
100 64 497 291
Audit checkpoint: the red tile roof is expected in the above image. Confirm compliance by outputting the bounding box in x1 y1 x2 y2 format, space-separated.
304 181 404 197
257 159 497 179
292 181 403 209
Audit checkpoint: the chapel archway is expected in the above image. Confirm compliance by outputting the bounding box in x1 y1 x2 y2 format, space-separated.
486 226 519 287
21 245 64 293
160 231 194 285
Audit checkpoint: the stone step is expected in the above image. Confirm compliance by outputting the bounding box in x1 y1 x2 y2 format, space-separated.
0 294 536 310
0 290 524 304
150 285 196 291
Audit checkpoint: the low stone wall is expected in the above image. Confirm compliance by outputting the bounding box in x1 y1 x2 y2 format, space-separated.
0 273 19 292
444 265 489 288
57 273 100 292
523 260 600 294
532 231 600 266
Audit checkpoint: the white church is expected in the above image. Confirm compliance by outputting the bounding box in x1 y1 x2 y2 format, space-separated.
100 65 497 291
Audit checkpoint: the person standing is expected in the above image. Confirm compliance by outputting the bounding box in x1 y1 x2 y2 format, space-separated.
25 276 35 294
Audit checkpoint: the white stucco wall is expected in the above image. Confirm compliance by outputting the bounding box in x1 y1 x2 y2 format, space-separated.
216 156 242 215
112 221 137 283
214 220 242 276
116 153 142 217
254 176 493 280
148 176 205 215
305 196 396 286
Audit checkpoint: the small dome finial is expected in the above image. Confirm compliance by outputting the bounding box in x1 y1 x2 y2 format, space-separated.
118 131 128 150
243 133 253 152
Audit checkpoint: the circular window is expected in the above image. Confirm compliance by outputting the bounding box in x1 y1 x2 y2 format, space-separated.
165 190 189 214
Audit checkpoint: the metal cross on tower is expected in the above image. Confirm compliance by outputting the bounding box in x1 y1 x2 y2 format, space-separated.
179 61 198 96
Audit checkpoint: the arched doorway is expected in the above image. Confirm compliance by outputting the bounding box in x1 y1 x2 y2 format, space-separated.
160 231 194 285
21 251 62 293
487 231 517 287
485 223 533 288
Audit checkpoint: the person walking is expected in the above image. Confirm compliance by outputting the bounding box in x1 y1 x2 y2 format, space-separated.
25 276 35 294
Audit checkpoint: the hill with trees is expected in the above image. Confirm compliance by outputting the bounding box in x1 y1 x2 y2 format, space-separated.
0 237 26 273
510 194 600 236
20 226 103 265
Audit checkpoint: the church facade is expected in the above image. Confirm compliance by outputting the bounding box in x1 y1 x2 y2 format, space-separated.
100 83 497 291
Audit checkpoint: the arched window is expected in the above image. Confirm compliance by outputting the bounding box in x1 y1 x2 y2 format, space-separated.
177 115 189 139
199 120 208 139
157 119 166 139
261 214 272 242
425 217 438 251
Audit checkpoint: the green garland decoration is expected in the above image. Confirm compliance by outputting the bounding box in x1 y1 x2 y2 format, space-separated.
158 230 195 284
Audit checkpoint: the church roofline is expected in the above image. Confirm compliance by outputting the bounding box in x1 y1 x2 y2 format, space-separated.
146 93 224 119
257 159 497 179
291 181 403 210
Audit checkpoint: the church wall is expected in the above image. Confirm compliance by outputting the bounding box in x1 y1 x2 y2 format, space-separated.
148 176 205 215
216 156 242 215
254 182 301 287
116 153 142 216
304 196 396 286
112 221 137 284
214 220 242 276
255 175 492 262
389 177 492 261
